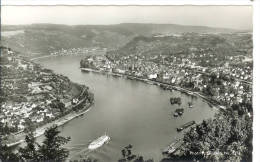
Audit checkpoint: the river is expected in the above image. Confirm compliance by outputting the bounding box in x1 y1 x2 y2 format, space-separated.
36 55 216 161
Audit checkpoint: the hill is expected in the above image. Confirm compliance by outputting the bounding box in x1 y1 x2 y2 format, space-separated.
1 23 243 57
107 32 252 58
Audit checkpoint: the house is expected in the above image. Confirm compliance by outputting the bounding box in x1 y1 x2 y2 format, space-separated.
163 73 171 80
116 69 126 74
171 77 176 84
148 74 157 79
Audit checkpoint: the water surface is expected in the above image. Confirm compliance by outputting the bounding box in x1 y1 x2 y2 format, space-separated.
37 55 216 161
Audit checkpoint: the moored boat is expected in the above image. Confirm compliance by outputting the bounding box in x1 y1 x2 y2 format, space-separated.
163 139 183 154
173 108 184 117
177 121 196 132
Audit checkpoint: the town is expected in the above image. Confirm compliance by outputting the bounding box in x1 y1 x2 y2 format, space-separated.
0 46 94 144
80 32 252 112
50 47 107 56
79 32 253 161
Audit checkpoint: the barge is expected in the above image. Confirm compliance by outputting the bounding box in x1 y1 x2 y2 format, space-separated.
177 121 196 132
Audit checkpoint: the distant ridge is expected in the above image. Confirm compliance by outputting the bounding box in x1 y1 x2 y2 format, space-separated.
2 23 249 33
1 23 251 56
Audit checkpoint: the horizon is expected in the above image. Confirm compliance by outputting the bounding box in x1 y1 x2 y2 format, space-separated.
1 6 252 30
1 22 251 31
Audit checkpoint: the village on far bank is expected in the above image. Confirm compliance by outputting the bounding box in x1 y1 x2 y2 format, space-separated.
80 33 252 114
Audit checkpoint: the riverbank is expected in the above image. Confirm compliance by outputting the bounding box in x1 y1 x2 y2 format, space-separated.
7 102 93 147
30 54 85 61
0 48 94 148
80 67 223 158
6 85 93 147
30 48 106 61
31 55 218 161
80 67 226 111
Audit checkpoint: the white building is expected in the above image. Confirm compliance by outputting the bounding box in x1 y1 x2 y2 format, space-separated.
148 74 157 79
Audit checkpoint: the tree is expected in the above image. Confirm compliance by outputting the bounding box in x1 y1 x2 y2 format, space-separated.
19 132 39 161
0 136 19 162
38 125 70 162
118 145 153 162
50 99 65 114
57 102 65 114
24 118 36 133
18 125 72 162
168 102 252 162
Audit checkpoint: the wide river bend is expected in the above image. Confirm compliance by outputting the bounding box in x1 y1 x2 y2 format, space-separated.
36 55 216 161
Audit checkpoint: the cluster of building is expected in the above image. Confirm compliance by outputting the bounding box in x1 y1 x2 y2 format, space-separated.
0 47 84 135
81 46 252 109
50 47 107 56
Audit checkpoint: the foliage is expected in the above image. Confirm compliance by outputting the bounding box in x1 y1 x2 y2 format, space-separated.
49 99 66 114
0 136 19 162
24 118 36 134
19 125 70 162
118 145 154 162
38 125 70 161
168 105 252 162
19 132 39 161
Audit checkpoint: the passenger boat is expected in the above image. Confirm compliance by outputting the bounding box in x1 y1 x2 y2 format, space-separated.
88 133 110 150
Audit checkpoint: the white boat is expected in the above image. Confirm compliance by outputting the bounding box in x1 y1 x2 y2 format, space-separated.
88 133 110 150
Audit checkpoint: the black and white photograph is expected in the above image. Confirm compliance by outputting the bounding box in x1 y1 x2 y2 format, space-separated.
0 1 257 162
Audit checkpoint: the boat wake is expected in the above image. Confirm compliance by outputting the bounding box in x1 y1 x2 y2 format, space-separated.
68 133 111 160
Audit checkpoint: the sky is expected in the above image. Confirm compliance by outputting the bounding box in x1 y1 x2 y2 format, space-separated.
1 5 253 30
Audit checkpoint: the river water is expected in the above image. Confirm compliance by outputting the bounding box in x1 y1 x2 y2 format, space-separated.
36 55 216 161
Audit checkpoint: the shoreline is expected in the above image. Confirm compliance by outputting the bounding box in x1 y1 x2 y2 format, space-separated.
5 56 94 147
16 56 223 152
7 99 93 147
80 67 226 111
30 54 84 61
81 67 226 157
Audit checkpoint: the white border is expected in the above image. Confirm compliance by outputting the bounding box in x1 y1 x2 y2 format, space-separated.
1 0 259 162
1 0 253 6
253 1 260 162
